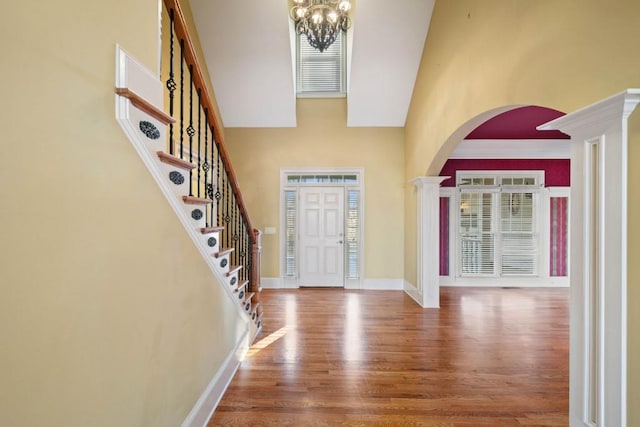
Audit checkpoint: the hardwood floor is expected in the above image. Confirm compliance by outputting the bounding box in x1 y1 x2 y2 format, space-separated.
208 287 569 426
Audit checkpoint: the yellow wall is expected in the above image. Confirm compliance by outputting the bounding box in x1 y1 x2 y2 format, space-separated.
0 1 244 426
225 98 405 280
628 111 640 425
404 0 640 419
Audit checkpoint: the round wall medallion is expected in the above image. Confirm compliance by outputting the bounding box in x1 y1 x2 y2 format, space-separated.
169 171 184 185
238 290 245 300
139 120 160 140
252 312 256 320
220 258 228 268
191 209 203 220
245 302 251 312
207 237 217 247
230 277 237 286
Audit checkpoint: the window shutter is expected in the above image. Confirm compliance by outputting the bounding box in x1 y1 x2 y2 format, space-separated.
459 192 495 275
346 190 360 279
500 192 537 275
284 190 297 277
297 33 344 93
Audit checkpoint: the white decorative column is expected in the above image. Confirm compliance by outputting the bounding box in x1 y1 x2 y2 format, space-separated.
407 176 448 308
539 89 640 427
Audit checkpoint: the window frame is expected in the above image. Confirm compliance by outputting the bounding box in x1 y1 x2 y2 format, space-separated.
296 32 347 97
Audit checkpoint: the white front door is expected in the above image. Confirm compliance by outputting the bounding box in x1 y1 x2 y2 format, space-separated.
299 187 344 287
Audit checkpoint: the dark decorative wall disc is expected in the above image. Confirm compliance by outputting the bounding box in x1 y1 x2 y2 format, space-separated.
207 237 217 247
220 258 228 268
238 290 245 300
230 277 237 286
191 209 203 220
169 171 184 185
245 302 251 312
139 121 160 140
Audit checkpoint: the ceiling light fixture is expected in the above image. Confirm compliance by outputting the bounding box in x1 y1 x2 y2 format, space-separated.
290 0 352 53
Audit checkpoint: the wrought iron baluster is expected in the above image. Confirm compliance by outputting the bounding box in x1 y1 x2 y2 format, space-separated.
216 144 221 228
225 167 231 250
242 221 248 281
166 9 177 155
210 126 219 225
179 39 185 159
187 65 195 196
196 89 202 199
233 199 238 267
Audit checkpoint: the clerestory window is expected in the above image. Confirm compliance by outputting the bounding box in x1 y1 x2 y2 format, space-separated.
296 32 347 96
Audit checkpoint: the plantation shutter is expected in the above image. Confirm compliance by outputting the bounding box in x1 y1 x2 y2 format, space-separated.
500 192 538 275
284 190 297 277
297 33 344 93
346 190 360 279
459 192 495 275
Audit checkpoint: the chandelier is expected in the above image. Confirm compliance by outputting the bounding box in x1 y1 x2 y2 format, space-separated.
290 0 352 53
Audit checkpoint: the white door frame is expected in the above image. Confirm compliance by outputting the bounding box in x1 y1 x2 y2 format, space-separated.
280 168 365 289
539 89 640 427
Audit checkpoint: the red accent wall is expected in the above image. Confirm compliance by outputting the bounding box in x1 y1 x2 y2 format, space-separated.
439 159 570 187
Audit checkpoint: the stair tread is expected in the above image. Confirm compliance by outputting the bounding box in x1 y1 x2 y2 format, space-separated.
201 226 224 234
115 87 175 125
245 292 255 301
214 247 234 258
183 196 213 205
157 151 197 170
226 265 243 277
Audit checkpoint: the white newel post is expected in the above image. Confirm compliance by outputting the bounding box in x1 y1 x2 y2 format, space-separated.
410 176 448 308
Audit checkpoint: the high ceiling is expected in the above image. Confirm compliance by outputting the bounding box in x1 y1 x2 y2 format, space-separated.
190 0 435 128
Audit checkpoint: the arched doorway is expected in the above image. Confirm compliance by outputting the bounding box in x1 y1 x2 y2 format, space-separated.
409 91 640 425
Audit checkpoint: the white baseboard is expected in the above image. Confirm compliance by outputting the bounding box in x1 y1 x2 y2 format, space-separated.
181 329 249 427
363 278 404 290
260 277 283 289
403 280 422 305
439 276 570 288
262 277 405 290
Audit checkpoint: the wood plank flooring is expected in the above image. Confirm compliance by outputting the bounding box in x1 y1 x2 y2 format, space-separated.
208 287 569 426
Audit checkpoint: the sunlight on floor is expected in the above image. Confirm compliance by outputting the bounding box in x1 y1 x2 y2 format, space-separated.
245 326 291 358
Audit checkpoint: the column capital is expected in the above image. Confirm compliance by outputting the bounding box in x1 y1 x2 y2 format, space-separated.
410 176 449 188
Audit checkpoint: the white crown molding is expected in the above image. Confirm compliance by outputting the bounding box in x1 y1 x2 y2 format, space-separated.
449 139 571 159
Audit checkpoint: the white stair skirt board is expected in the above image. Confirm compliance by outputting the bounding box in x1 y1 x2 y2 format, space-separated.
181 330 249 427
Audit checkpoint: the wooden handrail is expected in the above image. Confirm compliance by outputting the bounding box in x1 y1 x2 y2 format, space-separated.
163 0 256 244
